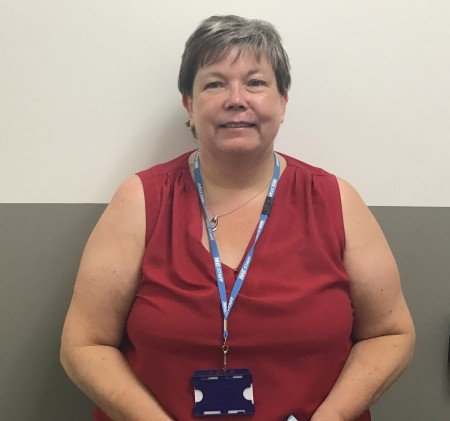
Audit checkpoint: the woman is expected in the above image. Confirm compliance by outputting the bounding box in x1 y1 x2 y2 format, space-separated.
61 15 415 421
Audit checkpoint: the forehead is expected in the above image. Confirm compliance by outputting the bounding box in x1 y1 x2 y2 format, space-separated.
196 47 274 76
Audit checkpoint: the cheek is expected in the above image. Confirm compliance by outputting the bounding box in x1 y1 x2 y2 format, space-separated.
194 100 218 123
259 103 285 123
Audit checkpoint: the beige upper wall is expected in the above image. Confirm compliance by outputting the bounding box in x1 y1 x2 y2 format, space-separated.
1 0 449 205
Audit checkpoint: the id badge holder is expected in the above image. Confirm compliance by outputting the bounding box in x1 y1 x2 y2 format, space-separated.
192 368 255 416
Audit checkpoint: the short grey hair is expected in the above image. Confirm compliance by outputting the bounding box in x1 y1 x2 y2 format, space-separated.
178 15 291 98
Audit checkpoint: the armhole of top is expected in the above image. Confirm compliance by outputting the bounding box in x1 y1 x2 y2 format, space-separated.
312 172 346 258
136 169 160 248
333 175 346 255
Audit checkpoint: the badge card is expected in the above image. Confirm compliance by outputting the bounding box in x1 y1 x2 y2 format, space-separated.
192 369 255 416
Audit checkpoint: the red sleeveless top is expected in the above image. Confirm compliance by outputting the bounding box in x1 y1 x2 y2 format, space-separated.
94 152 370 420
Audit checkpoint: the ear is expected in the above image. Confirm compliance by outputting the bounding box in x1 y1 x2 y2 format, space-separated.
182 94 194 124
279 91 289 123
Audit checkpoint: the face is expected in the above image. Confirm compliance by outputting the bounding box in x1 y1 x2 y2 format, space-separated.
182 49 288 157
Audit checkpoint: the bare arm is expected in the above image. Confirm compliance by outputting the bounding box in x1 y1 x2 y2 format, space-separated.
311 178 415 421
60 176 172 421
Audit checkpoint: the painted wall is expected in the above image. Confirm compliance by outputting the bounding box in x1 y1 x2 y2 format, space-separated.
1 0 449 205
1 1 449 420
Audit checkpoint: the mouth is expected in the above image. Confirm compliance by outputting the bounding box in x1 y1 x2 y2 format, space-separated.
219 121 257 129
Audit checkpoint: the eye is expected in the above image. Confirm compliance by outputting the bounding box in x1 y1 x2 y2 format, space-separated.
204 81 223 90
248 79 267 87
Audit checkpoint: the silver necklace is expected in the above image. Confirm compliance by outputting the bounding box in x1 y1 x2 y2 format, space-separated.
202 179 271 231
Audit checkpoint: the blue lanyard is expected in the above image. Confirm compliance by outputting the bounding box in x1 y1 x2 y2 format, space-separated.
193 152 280 343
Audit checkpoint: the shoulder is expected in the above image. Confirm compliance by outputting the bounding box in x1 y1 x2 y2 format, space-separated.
336 177 365 208
133 150 193 214
279 152 330 177
335 177 380 246
104 151 192 242
137 151 192 182
93 175 146 252
112 174 144 204
278 152 343 206
277 154 369 223
279 152 343 196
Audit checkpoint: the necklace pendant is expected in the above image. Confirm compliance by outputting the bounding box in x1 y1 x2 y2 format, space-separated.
209 215 219 231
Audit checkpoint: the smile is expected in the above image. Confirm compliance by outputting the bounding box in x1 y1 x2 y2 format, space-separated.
220 122 256 129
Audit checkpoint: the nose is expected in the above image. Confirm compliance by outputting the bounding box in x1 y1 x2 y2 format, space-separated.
224 83 248 110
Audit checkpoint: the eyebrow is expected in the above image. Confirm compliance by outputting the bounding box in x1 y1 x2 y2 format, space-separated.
200 68 268 79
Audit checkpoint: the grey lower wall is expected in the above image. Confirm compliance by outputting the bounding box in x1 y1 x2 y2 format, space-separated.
0 204 449 420
370 207 450 420
0 204 102 421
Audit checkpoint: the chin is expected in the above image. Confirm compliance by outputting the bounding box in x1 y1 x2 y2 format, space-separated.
216 140 267 155
198 131 273 157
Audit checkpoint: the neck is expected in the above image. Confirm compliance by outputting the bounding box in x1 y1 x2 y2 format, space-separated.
195 147 276 191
